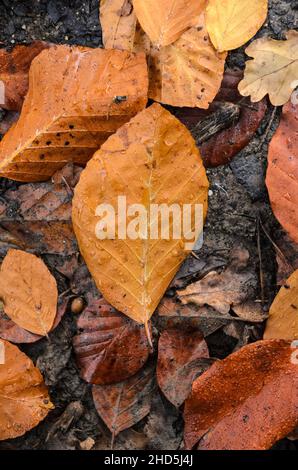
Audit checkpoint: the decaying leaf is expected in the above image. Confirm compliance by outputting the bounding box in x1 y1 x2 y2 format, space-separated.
238 31 298 106
232 301 268 323
132 0 206 47
0 41 51 111
206 0 268 52
0 339 53 440
266 102 298 243
92 361 156 437
73 298 150 384
0 45 148 182
264 269 298 340
0 249 58 335
100 0 137 50
72 103 209 332
157 327 210 407
184 339 298 450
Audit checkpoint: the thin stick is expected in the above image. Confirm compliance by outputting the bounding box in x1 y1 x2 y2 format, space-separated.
145 320 153 350
259 217 294 272
257 106 277 151
256 215 265 305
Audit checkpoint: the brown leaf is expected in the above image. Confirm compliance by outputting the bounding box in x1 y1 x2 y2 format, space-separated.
184 339 298 450
92 361 156 436
0 249 58 335
100 0 137 50
0 41 51 111
72 103 209 330
232 301 268 323
275 230 298 285
157 327 210 407
0 45 148 182
266 101 298 243
73 298 150 384
0 339 53 440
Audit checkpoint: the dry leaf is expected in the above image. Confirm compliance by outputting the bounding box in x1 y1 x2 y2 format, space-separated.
184 339 298 450
0 249 58 335
100 0 137 50
72 103 209 331
0 41 51 111
0 45 148 182
264 269 298 340
266 102 298 243
132 0 207 47
206 0 268 52
73 298 150 384
157 327 210 407
232 301 268 323
0 339 53 440
92 361 155 437
238 31 298 106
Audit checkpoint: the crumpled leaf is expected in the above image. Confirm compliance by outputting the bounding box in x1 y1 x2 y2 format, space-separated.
132 0 207 47
0 249 58 335
157 327 210 407
266 102 298 243
0 41 51 111
206 0 268 52
238 31 298 106
184 339 298 450
264 269 298 340
92 361 156 437
72 103 209 330
0 339 53 440
0 45 148 182
73 298 150 384
100 0 137 50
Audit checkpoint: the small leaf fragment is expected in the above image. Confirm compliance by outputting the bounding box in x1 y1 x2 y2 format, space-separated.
100 0 137 50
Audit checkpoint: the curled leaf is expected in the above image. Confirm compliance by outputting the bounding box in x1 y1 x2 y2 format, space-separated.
100 0 137 50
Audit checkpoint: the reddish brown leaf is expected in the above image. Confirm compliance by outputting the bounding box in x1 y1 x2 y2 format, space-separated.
73 299 150 384
92 361 156 436
184 340 298 450
157 327 210 407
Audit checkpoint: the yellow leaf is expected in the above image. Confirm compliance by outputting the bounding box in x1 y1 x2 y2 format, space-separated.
206 0 268 52
132 0 207 47
72 103 209 331
264 269 298 340
238 31 298 106
100 0 137 50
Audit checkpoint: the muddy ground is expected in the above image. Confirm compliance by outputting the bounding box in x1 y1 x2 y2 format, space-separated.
0 0 297 451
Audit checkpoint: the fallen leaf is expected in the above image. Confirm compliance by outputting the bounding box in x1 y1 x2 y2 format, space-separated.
92 361 156 437
73 298 150 384
100 0 137 50
238 31 298 106
132 0 207 47
184 339 298 450
264 269 298 340
157 327 210 407
0 249 58 335
274 230 298 285
232 301 268 323
266 102 298 243
0 41 51 111
0 339 53 440
0 45 148 182
206 0 268 52
72 103 209 332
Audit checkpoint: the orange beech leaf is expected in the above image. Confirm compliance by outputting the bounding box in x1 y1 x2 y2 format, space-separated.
0 41 51 111
0 249 58 336
157 327 210 407
132 0 207 47
100 0 137 50
72 103 209 334
266 102 298 243
264 269 298 341
0 339 53 440
184 340 298 450
73 298 150 384
92 361 156 437
0 45 148 182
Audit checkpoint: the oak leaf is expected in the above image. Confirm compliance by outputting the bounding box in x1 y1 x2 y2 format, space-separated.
266 102 298 242
0 249 58 335
238 31 298 106
184 340 298 450
100 0 137 50
72 103 209 333
0 339 53 440
206 0 268 52
0 45 148 182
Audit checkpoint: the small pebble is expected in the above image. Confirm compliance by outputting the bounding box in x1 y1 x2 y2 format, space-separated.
208 190 213 197
71 297 84 315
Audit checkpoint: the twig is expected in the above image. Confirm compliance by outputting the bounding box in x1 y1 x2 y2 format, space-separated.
257 106 277 151
258 217 293 273
256 215 265 306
